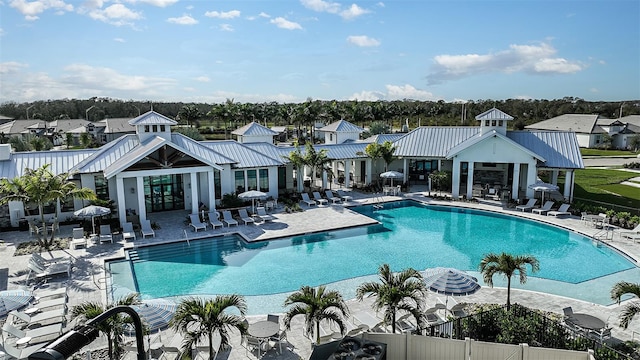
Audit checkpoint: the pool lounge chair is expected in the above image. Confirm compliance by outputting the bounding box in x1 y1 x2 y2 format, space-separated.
515 198 537 212
238 209 255 225
620 224 640 241
532 201 554 215
34 287 67 301
27 259 71 283
222 210 238 227
424 307 444 326
312 191 328 205
71 228 87 249
99 224 113 243
9 307 67 327
547 203 571 217
256 207 276 222
2 322 63 344
122 222 136 241
31 253 72 268
337 190 353 202
207 211 224 229
141 220 155 238
300 193 316 207
325 190 342 204
189 214 207 232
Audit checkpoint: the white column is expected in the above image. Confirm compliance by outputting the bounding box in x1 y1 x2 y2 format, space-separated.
116 176 126 226
466 162 474 199
322 169 327 189
208 169 216 210
365 159 372 184
136 176 146 222
345 160 351 188
526 163 537 198
451 158 460 198
564 170 573 200
511 163 520 200
403 158 408 183
190 171 198 214
551 170 559 185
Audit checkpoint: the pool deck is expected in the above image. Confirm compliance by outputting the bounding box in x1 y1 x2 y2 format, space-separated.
1 190 639 359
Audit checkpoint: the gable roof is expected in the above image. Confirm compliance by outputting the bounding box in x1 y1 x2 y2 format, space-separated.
100 117 136 133
232 122 278 136
446 130 544 161
525 114 602 134
619 115 640 127
393 127 480 157
475 107 514 121
128 111 177 126
0 120 47 134
0 149 96 179
200 140 284 168
319 119 364 133
70 135 140 173
507 131 584 169
362 133 404 144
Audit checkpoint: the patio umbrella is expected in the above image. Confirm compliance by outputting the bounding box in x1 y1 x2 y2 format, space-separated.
238 190 267 213
527 181 559 204
379 170 404 187
0 289 33 318
74 205 111 234
130 299 177 332
423 267 481 317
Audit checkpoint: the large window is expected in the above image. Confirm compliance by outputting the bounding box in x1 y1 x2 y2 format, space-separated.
144 174 184 212
235 171 245 193
247 170 257 191
278 167 286 190
94 175 109 201
259 169 269 192
61 180 81 212
214 170 222 199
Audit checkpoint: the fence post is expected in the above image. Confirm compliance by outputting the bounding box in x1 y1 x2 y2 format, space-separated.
465 337 472 360
587 349 596 360
521 343 529 360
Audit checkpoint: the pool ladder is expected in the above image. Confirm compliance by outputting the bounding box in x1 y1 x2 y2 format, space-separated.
183 230 191 247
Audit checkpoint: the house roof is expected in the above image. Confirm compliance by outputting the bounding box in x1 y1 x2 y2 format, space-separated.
446 130 544 161
0 120 47 134
619 123 640 134
507 131 584 169
99 117 136 133
48 119 92 133
231 122 278 136
319 119 364 133
128 111 177 126
200 140 284 168
525 114 602 134
0 149 96 179
620 115 640 127
362 134 404 144
70 135 140 174
393 127 480 157
475 107 514 121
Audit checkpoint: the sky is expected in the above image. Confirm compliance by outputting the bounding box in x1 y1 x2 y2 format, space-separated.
1 0 639 104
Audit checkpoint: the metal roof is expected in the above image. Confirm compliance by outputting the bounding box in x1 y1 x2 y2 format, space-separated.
507 131 584 169
314 143 369 159
71 135 140 173
231 122 278 136
446 130 544 161
319 119 364 133
200 140 283 168
362 134 404 144
525 114 600 134
393 127 480 157
100 117 136 133
128 111 177 126
0 120 46 135
242 143 292 161
475 108 514 121
0 149 95 179
171 134 236 165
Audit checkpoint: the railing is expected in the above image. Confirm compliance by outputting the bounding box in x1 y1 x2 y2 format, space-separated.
93 262 112 291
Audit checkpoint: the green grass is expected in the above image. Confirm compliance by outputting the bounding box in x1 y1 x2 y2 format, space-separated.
580 148 636 156
573 168 640 212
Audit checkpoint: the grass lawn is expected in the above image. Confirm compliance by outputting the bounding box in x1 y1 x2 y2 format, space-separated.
580 148 637 156
573 168 640 212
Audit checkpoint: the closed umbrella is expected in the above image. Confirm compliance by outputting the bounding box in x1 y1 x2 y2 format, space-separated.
379 171 404 187
0 290 33 318
423 267 481 318
238 190 267 213
74 205 111 234
527 181 559 204
130 299 177 332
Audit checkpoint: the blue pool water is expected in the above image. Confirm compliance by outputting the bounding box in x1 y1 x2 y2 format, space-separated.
108 200 638 311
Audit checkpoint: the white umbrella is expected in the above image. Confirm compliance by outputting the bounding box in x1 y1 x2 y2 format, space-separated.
423 267 481 322
74 205 111 234
238 190 267 213
527 181 559 204
379 170 404 187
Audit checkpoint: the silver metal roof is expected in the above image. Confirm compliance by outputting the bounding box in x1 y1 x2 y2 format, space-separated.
171 134 236 165
446 130 544 161
525 114 600 134
231 122 278 136
393 127 480 157
0 120 46 135
0 149 95 179
242 143 292 161
362 134 404 144
319 119 364 133
507 131 584 169
100 117 136 133
71 135 140 174
128 111 177 126
314 143 369 160
200 140 283 168
475 107 514 121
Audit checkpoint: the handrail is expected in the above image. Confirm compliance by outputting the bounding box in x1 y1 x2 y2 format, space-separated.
92 262 112 290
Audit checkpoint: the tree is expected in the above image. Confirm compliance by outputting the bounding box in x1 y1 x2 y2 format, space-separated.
628 134 640 152
364 141 397 185
173 126 204 140
170 295 247 360
283 285 349 344
178 104 202 127
428 170 449 196
610 281 640 329
302 142 331 189
282 142 306 192
80 132 93 148
479 252 540 310
356 264 426 334
71 293 141 360
0 164 96 249
66 132 74 149
369 121 390 136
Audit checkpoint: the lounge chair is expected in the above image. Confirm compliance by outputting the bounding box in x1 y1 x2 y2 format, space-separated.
620 224 640 240
9 307 67 327
312 191 328 205
424 307 444 326
34 287 67 301
515 198 537 212
34 296 67 311
532 201 554 215
31 253 72 268
256 207 276 222
337 190 353 202
189 214 207 232
300 193 316 206
222 210 238 227
122 222 136 241
394 313 416 333
324 190 342 204
450 303 467 318
71 228 87 249
99 224 113 243
547 203 571 217
3 341 46 360
207 211 224 229
238 209 255 225
27 259 71 283
2 322 63 344
563 306 574 319
141 220 155 238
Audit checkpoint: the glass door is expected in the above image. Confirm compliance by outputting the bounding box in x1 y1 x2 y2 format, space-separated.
144 175 184 212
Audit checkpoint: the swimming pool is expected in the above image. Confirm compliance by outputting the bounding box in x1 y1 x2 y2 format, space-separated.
108 200 639 313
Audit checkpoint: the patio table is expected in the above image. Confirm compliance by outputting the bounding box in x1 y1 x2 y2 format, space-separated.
568 313 605 330
248 320 279 340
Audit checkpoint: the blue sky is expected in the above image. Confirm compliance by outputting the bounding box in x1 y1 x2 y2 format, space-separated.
1 0 639 104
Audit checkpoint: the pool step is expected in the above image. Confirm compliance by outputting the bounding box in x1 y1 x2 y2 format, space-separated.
127 236 242 263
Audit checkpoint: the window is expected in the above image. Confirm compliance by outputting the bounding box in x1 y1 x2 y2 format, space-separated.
61 180 81 212
144 125 149 132
235 171 245 193
214 170 222 199
152 125 158 132
95 175 109 201
278 167 286 190
485 120 490 126
247 170 257 191
330 133 333 141
259 169 269 192
160 125 165 132
498 120 504 127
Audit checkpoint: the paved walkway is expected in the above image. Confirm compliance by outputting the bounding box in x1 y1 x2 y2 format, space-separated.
1 191 639 360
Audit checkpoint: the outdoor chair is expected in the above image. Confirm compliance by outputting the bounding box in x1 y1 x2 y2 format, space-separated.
2 322 63 345
9 307 67 327
267 314 280 324
27 258 71 283
99 224 113 243
563 307 574 319
238 208 255 225
189 214 207 232
207 211 224 229
71 228 87 249
256 207 276 222
337 190 353 202
269 329 288 354
620 224 640 241
300 193 316 206
532 201 554 215
141 220 155 238
325 190 342 204
245 335 266 357
222 210 238 227
31 253 72 268
515 198 537 212
122 222 136 241
547 203 571 217
313 191 328 205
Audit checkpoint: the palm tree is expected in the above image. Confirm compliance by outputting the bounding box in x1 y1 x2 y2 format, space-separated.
611 281 640 328
356 264 427 334
302 142 331 189
479 252 540 310
0 164 96 249
71 293 141 360
283 285 349 344
170 295 247 360
282 142 306 192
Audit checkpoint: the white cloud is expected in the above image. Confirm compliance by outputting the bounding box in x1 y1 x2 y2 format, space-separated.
300 0 340 14
270 17 302 30
167 14 198 25
0 28 5 36
347 35 380 47
340 4 369 20
194 76 210 82
204 10 240 19
259 12 270 18
136 0 178 7
88 3 142 26
0 61 28 74
9 0 73 21
350 84 439 101
377 2 385 7
113 37 125 42
219 24 234 32
427 42 584 84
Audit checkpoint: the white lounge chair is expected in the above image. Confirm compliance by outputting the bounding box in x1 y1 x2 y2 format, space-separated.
9 307 67 327
222 210 238 227
313 192 328 205
34 287 67 301
71 228 87 249
99 224 113 243
547 203 571 217
238 209 255 225
27 259 71 283
34 296 67 311
450 303 467 318
208 211 224 229
325 190 342 204
337 190 353 202
3 341 46 360
2 322 63 344
300 193 316 206
424 307 444 326
189 214 207 232
141 220 155 238
256 207 276 222
532 201 554 215
515 198 537 212
620 224 640 241
31 253 72 268
122 222 136 241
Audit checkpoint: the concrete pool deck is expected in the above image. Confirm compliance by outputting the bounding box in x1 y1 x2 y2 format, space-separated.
1 191 639 359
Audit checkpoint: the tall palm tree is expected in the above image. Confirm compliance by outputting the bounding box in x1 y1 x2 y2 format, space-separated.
479 252 540 310
611 281 640 328
356 264 427 334
71 293 141 360
283 285 349 344
282 142 306 192
170 295 247 360
302 142 330 189
0 164 96 249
